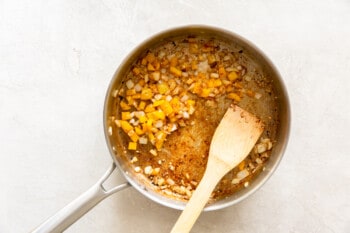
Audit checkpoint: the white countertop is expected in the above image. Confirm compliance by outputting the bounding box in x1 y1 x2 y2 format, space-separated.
1 0 349 232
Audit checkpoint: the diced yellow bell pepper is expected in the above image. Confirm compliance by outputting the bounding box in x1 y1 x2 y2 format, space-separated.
227 93 241 102
138 101 146 110
238 161 245 170
226 86 234 93
148 132 155 144
155 140 164 151
228 71 238 81
160 101 173 116
200 88 211 97
138 79 145 87
186 100 195 106
121 112 132 120
155 131 166 150
126 96 134 105
132 67 141 75
141 88 153 100
120 101 131 110
170 97 181 112
120 121 133 133
128 142 137 150
218 66 226 78
138 115 147 123
144 119 153 132
147 63 155 71
126 89 136 96
157 83 169 94
213 79 222 87
128 130 139 142
134 126 144 135
191 82 201 94
198 72 206 79
132 94 141 99
147 110 165 121
207 79 215 88
153 99 165 107
169 116 178 123
156 110 166 120
145 104 155 113
141 57 147 65
170 66 182 77
146 53 155 63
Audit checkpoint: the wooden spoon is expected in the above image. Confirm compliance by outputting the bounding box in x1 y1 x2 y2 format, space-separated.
171 105 264 233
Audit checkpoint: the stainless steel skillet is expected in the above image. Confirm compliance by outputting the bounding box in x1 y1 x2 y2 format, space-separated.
32 25 290 233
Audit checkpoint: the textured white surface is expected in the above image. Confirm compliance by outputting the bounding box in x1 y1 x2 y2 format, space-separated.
1 0 349 232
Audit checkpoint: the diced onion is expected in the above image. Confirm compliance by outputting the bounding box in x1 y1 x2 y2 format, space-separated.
155 120 163 128
180 95 189 102
126 80 134 89
255 93 262 99
154 94 163 100
237 169 249 179
144 166 153 175
139 137 148 144
165 95 172 102
134 83 142 92
244 75 252 81
170 124 178 132
183 111 190 119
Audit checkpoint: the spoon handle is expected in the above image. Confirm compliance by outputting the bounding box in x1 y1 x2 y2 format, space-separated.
170 164 227 233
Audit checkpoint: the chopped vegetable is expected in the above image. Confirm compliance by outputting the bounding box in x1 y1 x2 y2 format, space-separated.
128 142 137 150
113 36 257 154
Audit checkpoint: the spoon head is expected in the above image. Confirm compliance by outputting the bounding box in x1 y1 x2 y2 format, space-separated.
208 105 264 171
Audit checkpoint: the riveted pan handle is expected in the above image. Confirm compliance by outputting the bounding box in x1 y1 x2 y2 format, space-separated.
32 163 130 233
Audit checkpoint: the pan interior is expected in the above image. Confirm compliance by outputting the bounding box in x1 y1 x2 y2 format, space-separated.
103 26 290 211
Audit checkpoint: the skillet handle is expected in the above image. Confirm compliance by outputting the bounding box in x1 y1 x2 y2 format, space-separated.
31 163 130 233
